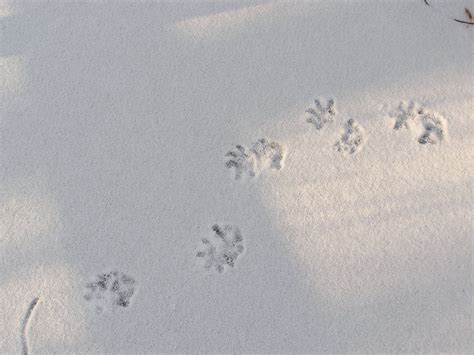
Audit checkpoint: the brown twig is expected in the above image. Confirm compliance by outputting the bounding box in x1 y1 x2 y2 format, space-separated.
465 8 472 20
424 0 474 25
453 19 474 25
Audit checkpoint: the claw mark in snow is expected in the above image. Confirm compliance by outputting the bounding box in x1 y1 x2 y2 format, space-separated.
20 297 40 355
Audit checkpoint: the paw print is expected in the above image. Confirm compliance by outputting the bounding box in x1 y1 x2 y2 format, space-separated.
392 100 424 130
84 270 136 313
225 138 284 180
390 100 448 145
306 98 336 130
225 145 255 180
335 119 365 154
196 224 245 273
418 112 446 144
251 138 284 170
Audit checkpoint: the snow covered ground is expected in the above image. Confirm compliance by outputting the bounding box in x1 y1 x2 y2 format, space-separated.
1 0 472 353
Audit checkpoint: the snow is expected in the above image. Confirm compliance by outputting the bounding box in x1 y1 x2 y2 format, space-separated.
1 0 472 352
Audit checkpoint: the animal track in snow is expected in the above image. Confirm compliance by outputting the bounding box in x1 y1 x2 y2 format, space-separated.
225 138 284 180
196 224 245 273
225 144 255 179
392 100 425 130
417 111 447 144
391 100 447 144
305 98 337 130
84 270 136 313
335 119 366 154
251 138 284 170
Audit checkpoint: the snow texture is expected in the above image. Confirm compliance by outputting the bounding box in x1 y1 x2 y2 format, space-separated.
1 0 472 352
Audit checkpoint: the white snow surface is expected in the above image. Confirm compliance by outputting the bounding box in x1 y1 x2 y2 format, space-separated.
1 0 473 353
